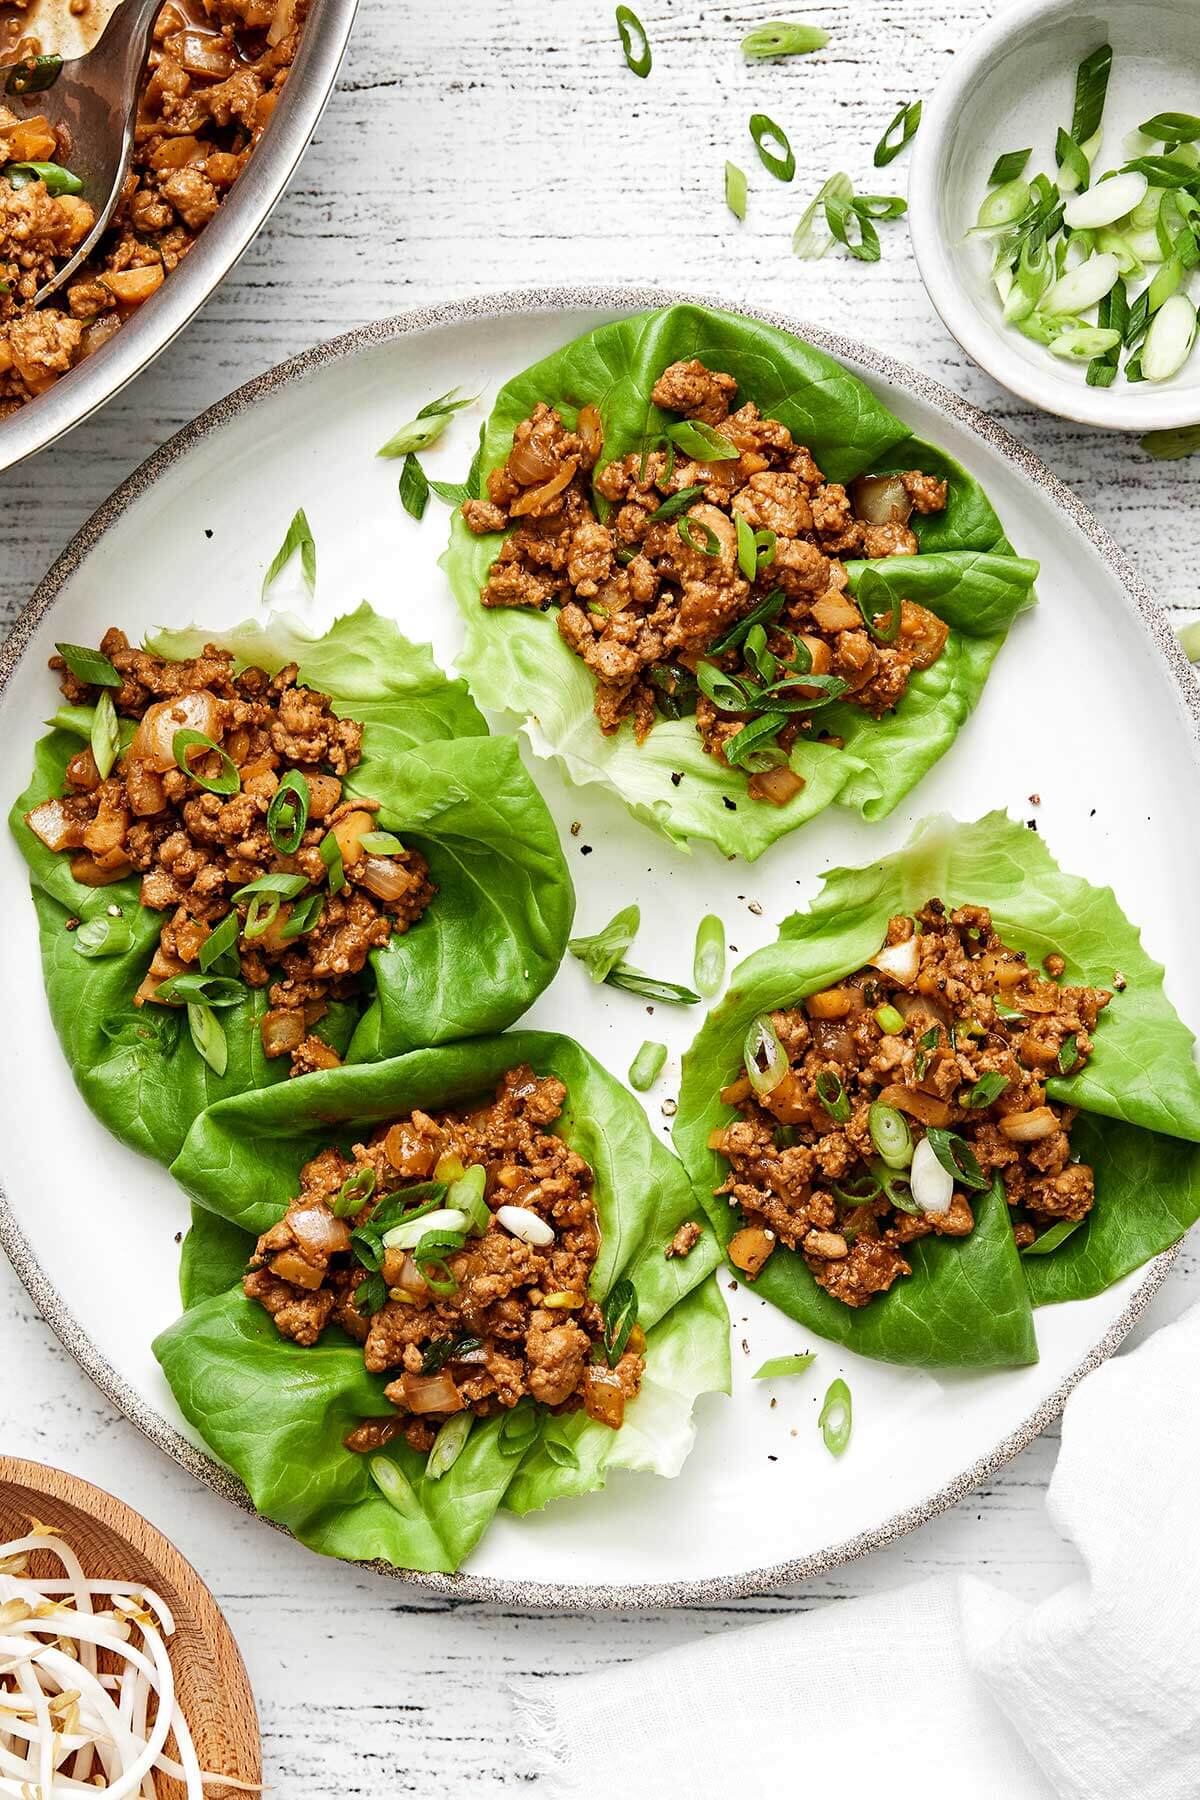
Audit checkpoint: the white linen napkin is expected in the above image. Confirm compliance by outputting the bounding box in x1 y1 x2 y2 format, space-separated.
517 1300 1200 1799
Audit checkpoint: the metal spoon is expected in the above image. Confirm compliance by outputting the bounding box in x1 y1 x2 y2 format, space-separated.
1 0 164 304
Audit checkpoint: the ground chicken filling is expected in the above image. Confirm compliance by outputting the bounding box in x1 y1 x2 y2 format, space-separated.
710 902 1112 1306
24 628 434 1075
243 1065 645 1454
0 0 307 411
463 356 951 805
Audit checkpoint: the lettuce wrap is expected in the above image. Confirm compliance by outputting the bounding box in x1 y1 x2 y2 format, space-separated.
9 606 575 1165
442 304 1039 859
673 814 1200 1366
154 1031 730 1574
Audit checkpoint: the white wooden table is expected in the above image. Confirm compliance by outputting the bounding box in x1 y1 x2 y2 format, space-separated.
2 1 1198 1790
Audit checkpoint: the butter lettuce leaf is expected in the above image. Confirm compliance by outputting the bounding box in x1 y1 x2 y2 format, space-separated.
443 303 1038 859
155 1031 729 1573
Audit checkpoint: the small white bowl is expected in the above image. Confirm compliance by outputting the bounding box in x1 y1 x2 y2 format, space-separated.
909 0 1200 430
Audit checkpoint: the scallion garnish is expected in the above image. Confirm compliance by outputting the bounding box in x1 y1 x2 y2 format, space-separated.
868 1101 912 1169
426 1412 474 1480
752 1353 815 1379
398 452 430 519
173 728 240 796
1140 424 1200 458
187 1002 227 1076
569 903 640 982
197 909 240 975
749 111 796 183
723 713 789 772
735 511 757 579
155 971 245 1008
498 1402 540 1458
55 643 121 688
853 567 901 641
1057 1033 1081 1073
646 484 705 522
4 160 82 196
5 53 62 95
818 1377 852 1456
725 159 747 220
710 588 786 654
693 913 726 999
665 418 738 461
90 690 120 781
967 1071 1009 1107
332 1166 376 1219
368 1455 419 1514
1071 44 1112 147
543 1434 581 1470
1021 1218 1084 1256
1140 113 1200 143
873 1003 905 1035
741 21 828 59
377 387 476 459
925 1126 989 1192
262 507 316 598
72 913 134 959
628 1038 668 1092
281 891 326 939
320 829 346 895
815 1069 850 1123
988 149 1032 185
678 516 721 557
266 770 310 855
744 1013 787 1096
615 3 651 77
606 964 702 1004
601 1276 638 1365
793 171 852 258
873 99 921 168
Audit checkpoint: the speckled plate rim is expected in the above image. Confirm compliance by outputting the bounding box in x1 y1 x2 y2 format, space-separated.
0 284 1190 1609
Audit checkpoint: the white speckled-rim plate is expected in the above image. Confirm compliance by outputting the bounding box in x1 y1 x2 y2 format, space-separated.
0 286 1195 1609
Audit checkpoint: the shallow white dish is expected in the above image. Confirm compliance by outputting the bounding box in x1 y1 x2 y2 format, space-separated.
909 0 1200 430
1 286 1197 1606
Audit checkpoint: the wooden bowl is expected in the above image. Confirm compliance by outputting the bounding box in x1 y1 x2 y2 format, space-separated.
0 1457 261 1797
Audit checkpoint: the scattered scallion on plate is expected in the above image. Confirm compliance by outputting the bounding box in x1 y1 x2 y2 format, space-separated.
262 506 316 598
818 1377 852 1455
753 1352 815 1379
628 1038 668 1091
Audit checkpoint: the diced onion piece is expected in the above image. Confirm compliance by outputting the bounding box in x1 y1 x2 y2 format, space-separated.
878 1083 953 1128
1062 171 1148 230
129 690 221 771
383 1120 437 1177
805 986 855 1020
583 1365 627 1429
261 1006 305 1058
288 1205 352 1257
382 1206 470 1250
495 1204 555 1247
1040 252 1120 316
510 457 579 516
268 0 299 43
810 592 860 632
25 796 81 851
727 1225 776 1276
998 1105 1059 1141
100 264 165 305
869 935 920 986
849 472 913 526
357 852 415 901
400 1370 463 1414
1143 295 1198 383
747 765 805 806
331 808 376 866
910 1135 953 1215
268 1248 324 1289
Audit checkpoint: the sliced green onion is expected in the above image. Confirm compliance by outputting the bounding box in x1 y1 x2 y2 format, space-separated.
749 112 795 182
725 160 747 220
678 516 722 557
793 171 853 259
665 418 738 461
873 99 921 168
155 971 244 1007
693 913 726 998
242 893 281 940
72 913 134 959
602 1276 638 1365
199 909 240 974
187 1003 227 1076
825 194 880 261
868 1102 912 1169
1121 154 1200 188
735 512 757 580
543 1435 581 1469
1021 1218 1084 1256
1141 424 1200 458
398 452 430 519
6 54 62 95
1140 112 1200 143
853 193 907 221
231 872 309 903
1070 44 1112 147
974 178 1031 232
873 1003 905 1035
90 690 120 781
853 567 901 642
377 388 475 458
332 1165 376 1219
606 964 702 1004
695 661 750 713
448 1164 490 1236
1055 126 1092 195
569 903 640 982
173 729 240 796
1064 170 1147 229
1049 325 1122 359
646 484 705 522
426 1412 474 1480
369 1455 420 1515
281 891 325 939
988 149 1031 185
742 21 828 59
1057 1033 1081 1074
628 1038 668 1091
55 642 121 688
967 1072 1010 1107
744 1013 788 1096
818 1377 852 1456
710 588 786 653
4 160 81 196
358 831 405 855
262 507 316 598
1142 293 1197 380
723 713 789 772
1040 251 1120 314
925 1126 989 1192
320 829 346 895
266 770 310 856
615 4 651 77
752 1353 815 1379
814 1069 850 1123
497 1402 540 1458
